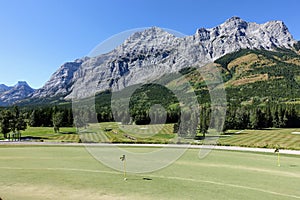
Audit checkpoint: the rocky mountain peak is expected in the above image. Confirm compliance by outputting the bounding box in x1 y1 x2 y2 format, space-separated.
126 27 175 42
15 81 30 88
222 16 248 28
0 81 35 106
3 17 298 104
226 16 242 21
224 16 245 23
117 27 178 56
53 17 299 100
263 20 290 36
31 57 89 99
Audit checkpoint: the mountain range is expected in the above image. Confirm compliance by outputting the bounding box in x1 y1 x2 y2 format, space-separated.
1 16 299 106
0 81 35 106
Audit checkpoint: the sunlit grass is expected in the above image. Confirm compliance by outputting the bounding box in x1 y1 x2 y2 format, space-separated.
220 128 300 150
0 146 299 199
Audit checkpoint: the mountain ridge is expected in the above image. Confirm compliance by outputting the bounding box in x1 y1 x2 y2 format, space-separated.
67 16 297 99
0 81 35 106
1 17 299 106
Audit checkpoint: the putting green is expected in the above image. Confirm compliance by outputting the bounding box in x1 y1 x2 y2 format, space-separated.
0 145 299 200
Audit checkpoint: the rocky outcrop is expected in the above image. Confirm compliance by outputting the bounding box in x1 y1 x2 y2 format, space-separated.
31 57 89 98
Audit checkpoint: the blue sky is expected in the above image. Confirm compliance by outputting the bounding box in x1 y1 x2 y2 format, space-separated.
0 0 299 88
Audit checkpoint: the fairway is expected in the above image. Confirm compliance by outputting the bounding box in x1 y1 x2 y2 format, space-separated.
2 124 300 151
0 145 299 200
221 129 300 150
0 127 79 143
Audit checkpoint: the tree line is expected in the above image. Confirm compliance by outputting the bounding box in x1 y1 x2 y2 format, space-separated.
0 106 73 139
223 104 300 130
29 106 73 129
0 106 27 140
2 101 300 140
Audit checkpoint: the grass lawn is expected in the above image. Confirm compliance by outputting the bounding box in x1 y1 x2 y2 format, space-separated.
1 124 300 150
220 128 300 150
0 145 299 199
0 127 79 142
77 122 176 144
91 123 300 149
1 127 80 143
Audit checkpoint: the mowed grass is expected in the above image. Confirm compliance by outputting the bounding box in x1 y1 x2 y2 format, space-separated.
0 145 299 200
4 123 174 144
2 124 300 150
79 122 176 144
97 123 300 149
16 127 79 143
220 128 300 150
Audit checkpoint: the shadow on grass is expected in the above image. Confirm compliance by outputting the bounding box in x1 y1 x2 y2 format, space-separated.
223 132 248 136
21 136 47 140
194 135 234 140
59 132 77 134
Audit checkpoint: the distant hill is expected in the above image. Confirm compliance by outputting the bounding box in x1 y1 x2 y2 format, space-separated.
216 48 300 103
189 48 300 105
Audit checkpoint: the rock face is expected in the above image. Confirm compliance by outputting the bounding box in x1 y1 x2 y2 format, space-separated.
6 17 299 103
31 57 89 98
0 81 35 106
190 17 294 59
68 17 296 98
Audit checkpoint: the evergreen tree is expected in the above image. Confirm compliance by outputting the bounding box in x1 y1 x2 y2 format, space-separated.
199 107 209 137
8 106 27 140
264 105 273 128
52 111 64 133
0 110 12 139
250 108 264 129
272 108 280 128
235 107 249 129
29 110 38 127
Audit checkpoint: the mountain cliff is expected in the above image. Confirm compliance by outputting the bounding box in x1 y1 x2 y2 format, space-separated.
2 17 299 105
56 17 298 99
31 57 89 98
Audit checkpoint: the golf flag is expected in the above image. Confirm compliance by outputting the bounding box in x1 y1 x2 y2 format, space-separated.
120 155 127 180
120 155 126 161
274 148 280 167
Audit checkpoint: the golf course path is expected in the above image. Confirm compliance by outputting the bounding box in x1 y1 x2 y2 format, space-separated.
1 141 300 155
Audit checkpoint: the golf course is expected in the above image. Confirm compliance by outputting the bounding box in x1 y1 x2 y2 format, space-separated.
6 123 300 150
0 145 299 200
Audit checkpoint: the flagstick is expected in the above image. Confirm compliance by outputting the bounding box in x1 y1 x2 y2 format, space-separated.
277 152 280 167
123 158 127 180
274 147 280 167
